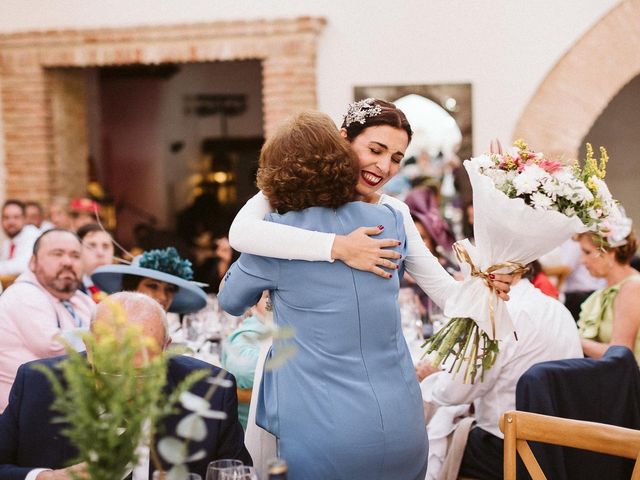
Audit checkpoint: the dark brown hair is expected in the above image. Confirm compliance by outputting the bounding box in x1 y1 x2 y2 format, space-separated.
2 199 26 215
122 274 144 292
578 230 638 264
340 99 413 143
257 111 358 213
77 223 114 241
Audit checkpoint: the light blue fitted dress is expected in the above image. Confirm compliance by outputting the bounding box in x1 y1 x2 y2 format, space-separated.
218 202 428 480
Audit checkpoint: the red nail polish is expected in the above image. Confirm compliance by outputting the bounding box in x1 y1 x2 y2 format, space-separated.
378 225 384 230
387 273 392 279
489 274 496 280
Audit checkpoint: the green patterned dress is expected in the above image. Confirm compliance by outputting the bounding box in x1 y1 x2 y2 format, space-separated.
578 274 640 363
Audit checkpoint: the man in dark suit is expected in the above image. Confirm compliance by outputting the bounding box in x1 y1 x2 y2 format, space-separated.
0 292 251 479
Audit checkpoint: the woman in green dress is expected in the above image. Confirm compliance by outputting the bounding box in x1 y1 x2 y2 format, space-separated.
577 215 640 362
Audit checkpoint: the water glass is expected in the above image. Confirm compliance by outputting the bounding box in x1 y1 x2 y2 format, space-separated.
428 301 446 333
153 472 201 480
220 466 259 480
206 459 244 480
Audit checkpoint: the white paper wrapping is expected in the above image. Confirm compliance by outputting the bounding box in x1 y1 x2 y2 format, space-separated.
443 159 587 340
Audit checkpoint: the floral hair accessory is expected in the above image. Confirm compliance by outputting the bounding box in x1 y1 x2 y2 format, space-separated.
138 247 194 281
599 205 633 248
343 98 383 127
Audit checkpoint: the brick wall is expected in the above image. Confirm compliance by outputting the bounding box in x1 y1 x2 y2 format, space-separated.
0 17 325 205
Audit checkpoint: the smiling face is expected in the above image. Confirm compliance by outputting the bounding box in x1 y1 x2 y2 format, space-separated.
135 278 178 312
346 125 409 200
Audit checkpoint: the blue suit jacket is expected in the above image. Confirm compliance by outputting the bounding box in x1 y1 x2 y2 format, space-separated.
516 345 640 480
0 354 251 479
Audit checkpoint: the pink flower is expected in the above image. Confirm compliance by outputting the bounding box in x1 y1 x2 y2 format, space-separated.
538 159 563 174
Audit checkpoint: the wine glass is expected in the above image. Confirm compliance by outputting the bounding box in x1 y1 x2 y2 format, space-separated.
206 459 244 480
153 472 201 480
428 301 446 333
220 466 259 480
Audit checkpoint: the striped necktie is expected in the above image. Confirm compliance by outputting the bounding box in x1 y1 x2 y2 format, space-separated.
61 300 80 327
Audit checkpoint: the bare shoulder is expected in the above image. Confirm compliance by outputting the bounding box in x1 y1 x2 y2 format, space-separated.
615 278 640 315
619 276 640 296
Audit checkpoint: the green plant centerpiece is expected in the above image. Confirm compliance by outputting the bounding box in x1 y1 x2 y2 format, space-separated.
35 300 207 480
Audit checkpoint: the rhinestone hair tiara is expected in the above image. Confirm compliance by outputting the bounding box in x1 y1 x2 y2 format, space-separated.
343 98 383 127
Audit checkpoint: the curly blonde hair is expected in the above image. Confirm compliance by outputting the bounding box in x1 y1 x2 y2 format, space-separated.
257 111 358 213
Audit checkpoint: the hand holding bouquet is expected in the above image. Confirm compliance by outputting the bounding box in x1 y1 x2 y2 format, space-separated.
422 140 618 382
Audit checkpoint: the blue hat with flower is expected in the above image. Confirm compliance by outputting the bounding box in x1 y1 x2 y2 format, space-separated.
91 247 207 314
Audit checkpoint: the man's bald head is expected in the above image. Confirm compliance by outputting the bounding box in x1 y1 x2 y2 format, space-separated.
92 291 169 352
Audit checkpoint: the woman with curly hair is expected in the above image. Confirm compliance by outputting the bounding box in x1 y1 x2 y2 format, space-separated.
577 217 640 362
219 111 428 480
229 98 511 311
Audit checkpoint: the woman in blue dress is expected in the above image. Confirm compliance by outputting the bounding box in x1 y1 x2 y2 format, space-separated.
218 111 428 480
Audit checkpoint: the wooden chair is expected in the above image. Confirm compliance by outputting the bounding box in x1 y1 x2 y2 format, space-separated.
500 410 640 480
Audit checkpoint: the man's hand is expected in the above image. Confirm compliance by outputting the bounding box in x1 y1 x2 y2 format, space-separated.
37 463 88 480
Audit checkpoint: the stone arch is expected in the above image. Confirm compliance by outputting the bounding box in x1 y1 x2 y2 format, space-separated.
514 0 640 159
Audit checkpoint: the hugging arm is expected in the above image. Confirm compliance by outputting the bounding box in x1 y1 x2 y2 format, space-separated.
228 191 401 278
217 253 279 317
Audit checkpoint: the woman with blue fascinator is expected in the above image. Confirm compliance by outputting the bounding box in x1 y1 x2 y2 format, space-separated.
91 247 207 314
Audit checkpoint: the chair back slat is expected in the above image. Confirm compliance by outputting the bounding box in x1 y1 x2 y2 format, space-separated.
501 411 640 480
517 439 547 480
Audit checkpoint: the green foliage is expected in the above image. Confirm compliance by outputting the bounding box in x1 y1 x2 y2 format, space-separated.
34 303 206 480
421 317 499 384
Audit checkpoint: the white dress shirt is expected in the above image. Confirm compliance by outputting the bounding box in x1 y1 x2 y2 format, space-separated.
423 278 583 438
539 239 606 292
0 224 40 276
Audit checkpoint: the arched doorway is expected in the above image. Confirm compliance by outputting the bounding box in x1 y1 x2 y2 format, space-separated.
514 0 640 161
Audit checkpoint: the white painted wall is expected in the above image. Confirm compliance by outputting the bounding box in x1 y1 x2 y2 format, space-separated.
0 0 620 153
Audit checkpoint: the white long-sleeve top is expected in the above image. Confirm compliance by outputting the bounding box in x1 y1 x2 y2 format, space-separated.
0 225 40 276
423 279 583 438
228 191 458 308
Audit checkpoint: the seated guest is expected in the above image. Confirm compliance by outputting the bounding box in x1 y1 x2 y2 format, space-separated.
0 291 251 478
529 259 560 299
0 229 94 411
577 214 640 362
68 198 99 232
539 238 606 320
24 201 54 231
46 196 72 230
0 199 41 277
77 223 115 302
420 267 582 480
91 246 207 314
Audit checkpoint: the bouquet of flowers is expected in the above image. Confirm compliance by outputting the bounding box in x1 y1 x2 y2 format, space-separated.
422 140 618 382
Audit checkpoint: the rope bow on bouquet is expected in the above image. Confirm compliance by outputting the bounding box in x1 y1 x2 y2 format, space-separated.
422 140 619 383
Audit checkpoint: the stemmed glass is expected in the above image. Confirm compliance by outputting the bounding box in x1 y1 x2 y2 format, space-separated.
428 301 446 333
153 472 201 480
219 466 259 480
206 459 244 480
